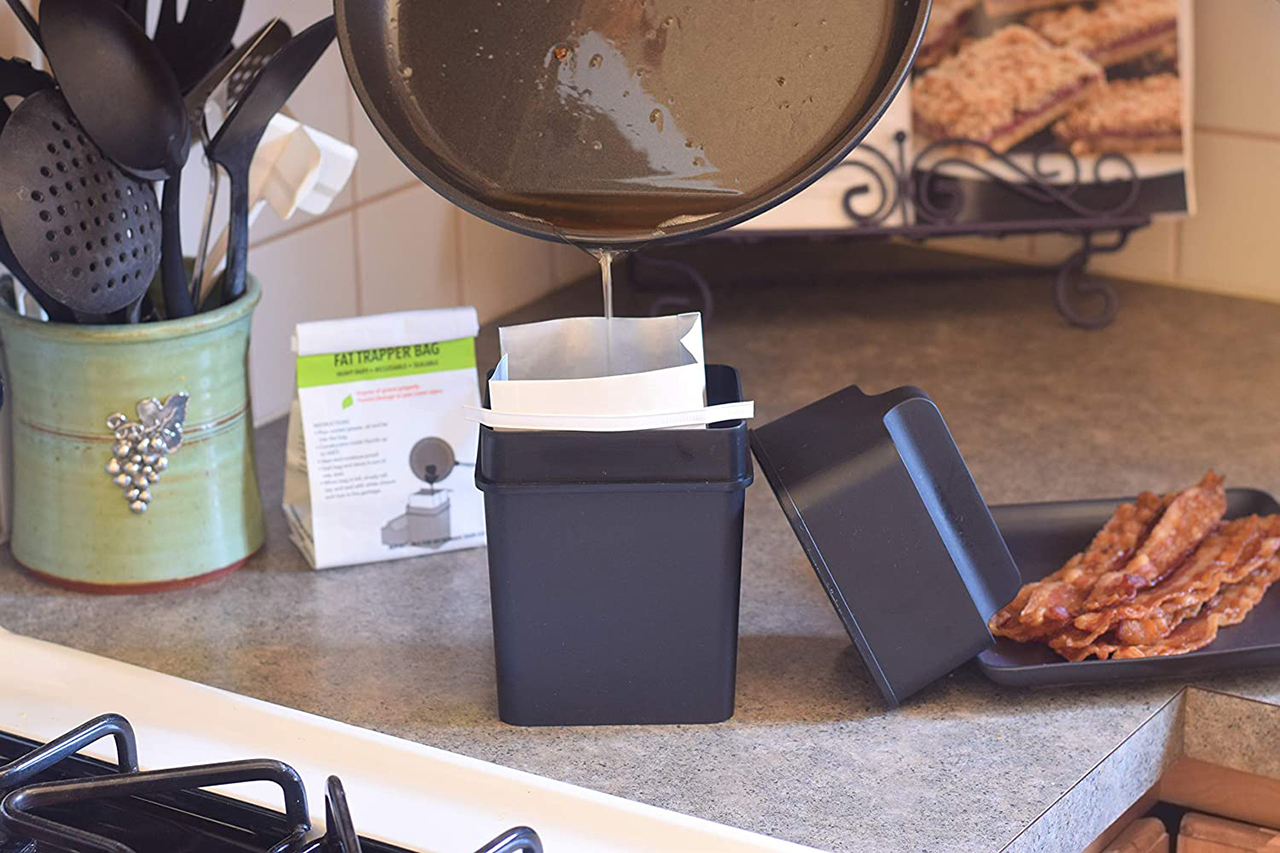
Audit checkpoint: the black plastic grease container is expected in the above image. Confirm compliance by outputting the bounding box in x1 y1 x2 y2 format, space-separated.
750 385 1023 708
476 364 752 726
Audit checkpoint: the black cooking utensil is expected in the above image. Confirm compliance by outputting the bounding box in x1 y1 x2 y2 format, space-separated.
154 0 245 93
39 0 193 318
0 56 48 126
207 16 336 305
224 32 289 110
39 0 187 183
0 225 72 323
0 58 73 322
187 19 292 139
187 18 292 306
0 89 161 316
334 0 928 249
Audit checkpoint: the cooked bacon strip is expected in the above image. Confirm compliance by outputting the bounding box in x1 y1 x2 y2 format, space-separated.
1110 556 1280 658
1055 600 1210 662
1112 599 1202 646
1049 516 1275 658
1071 516 1274 638
1084 471 1226 609
1111 517 1280 640
989 490 1165 642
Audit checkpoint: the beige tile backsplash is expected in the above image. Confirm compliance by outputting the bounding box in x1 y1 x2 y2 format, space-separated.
951 0 1280 304
457 211 561 324
246 214 359 424
1194 0 1280 138
353 187 462 316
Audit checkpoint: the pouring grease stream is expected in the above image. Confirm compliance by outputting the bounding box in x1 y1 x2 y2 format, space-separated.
591 248 619 372
595 249 616 321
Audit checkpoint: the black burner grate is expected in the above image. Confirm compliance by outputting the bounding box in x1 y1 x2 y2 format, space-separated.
0 716 541 853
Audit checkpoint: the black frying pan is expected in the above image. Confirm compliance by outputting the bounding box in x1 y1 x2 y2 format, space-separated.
335 0 929 249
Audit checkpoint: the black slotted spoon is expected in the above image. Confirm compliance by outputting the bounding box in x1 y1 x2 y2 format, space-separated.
0 58 74 322
0 89 161 316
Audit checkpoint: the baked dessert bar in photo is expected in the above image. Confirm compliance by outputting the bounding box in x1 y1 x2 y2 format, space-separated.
1027 0 1178 68
984 0 1075 17
1053 73 1183 154
1129 39 1179 75
913 26 1106 154
916 0 980 68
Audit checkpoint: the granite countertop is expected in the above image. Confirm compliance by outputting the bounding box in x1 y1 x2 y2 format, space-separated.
4 244 1280 852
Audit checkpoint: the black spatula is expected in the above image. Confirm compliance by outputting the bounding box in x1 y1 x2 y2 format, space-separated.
206 17 336 305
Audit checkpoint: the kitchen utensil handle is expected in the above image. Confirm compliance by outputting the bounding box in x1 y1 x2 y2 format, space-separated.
19 278 75 323
0 713 139 793
191 155 219 306
221 164 250 304
160 171 194 318
4 0 41 50
199 198 265 309
126 294 144 323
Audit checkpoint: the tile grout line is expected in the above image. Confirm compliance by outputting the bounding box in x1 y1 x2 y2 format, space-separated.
350 208 365 316
1193 124 1280 145
1171 218 1183 283
346 86 364 315
452 208 466 307
250 181 420 251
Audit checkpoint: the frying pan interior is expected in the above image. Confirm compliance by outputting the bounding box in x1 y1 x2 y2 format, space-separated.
336 0 929 247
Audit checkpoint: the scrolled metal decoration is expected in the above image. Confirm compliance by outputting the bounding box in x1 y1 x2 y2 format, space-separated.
835 140 903 227
912 137 1142 223
628 129 1153 329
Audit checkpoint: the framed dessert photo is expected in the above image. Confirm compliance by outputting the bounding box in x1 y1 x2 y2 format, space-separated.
910 0 1193 222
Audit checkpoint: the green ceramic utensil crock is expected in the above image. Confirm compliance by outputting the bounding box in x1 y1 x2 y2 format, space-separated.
0 277 265 592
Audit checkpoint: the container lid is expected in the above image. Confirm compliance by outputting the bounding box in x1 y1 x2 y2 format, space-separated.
749 385 1022 708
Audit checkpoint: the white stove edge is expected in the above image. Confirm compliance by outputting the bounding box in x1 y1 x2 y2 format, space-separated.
0 626 821 853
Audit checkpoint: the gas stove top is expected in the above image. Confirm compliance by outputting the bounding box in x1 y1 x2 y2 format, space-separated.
0 714 539 853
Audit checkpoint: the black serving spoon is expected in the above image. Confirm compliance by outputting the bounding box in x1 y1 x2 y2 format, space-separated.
38 0 194 318
207 16 336 305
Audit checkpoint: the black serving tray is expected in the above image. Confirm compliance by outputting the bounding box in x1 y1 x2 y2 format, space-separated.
979 488 1280 687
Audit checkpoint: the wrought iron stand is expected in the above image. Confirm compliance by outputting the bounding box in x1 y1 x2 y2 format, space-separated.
629 131 1152 330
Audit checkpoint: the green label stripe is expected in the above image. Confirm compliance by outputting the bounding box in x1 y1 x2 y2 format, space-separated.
297 337 476 388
